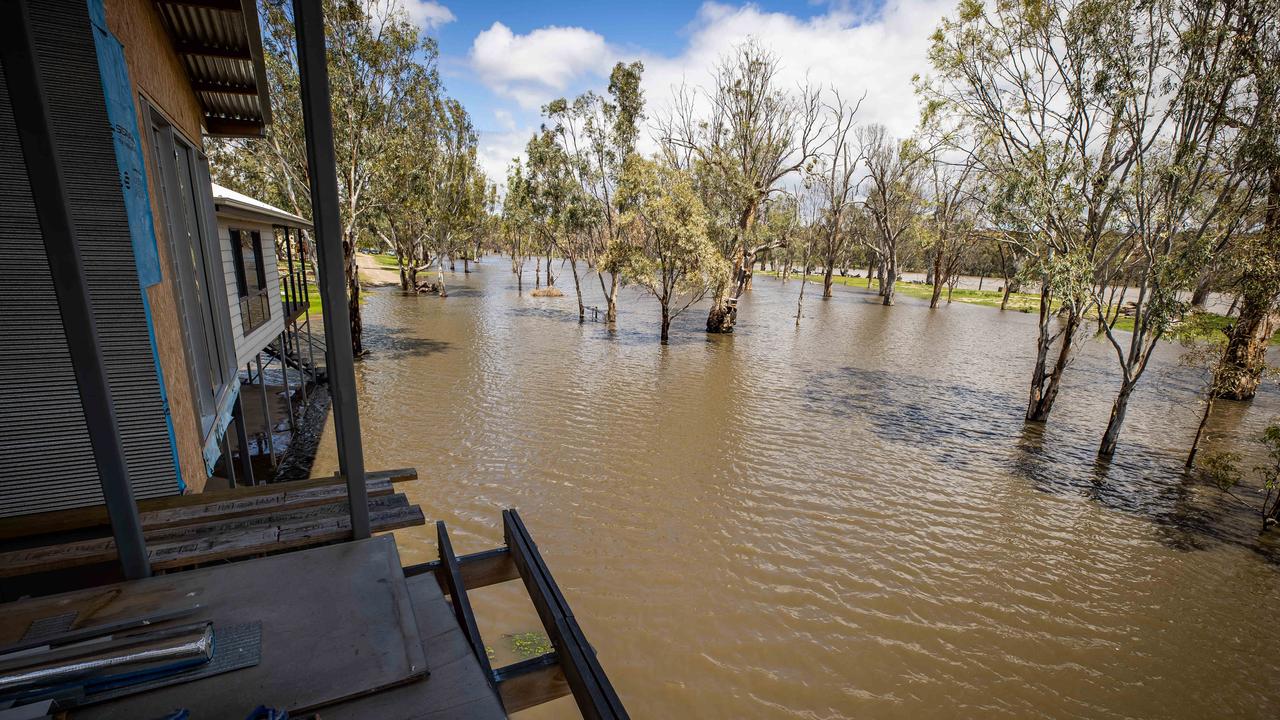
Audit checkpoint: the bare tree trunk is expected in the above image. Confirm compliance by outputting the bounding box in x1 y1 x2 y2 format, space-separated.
344 232 362 356
882 256 897 306
929 250 944 309
1215 297 1278 400
1186 392 1216 468
1098 378 1136 458
660 302 671 344
822 263 835 298
570 256 584 322
1026 295 1080 422
1190 269 1213 308
464 256 470 274
796 260 811 326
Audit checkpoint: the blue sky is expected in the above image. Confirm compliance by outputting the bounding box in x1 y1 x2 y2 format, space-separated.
396 0 954 184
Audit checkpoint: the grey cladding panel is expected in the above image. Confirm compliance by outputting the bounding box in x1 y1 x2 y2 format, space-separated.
0 0 181 518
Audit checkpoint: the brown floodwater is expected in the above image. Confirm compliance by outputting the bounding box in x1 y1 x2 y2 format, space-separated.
315 264 1280 719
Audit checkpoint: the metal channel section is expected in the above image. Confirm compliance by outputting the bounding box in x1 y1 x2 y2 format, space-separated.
291 0 369 539
0 0 149 579
418 512 629 719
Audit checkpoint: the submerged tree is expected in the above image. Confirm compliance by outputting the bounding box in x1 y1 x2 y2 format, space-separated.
926 0 1169 422
657 40 825 333
858 125 923 306
809 91 863 298
543 61 646 324
612 158 729 344
1213 0 1280 401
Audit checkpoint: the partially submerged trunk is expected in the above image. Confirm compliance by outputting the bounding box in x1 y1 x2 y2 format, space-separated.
344 232 363 356
707 206 754 334
706 290 736 333
570 256 584 322
881 258 897 306
660 302 671 345
1186 392 1216 468
822 264 835 298
929 250 944 309
1215 296 1278 400
1098 379 1136 458
796 261 811 326
1026 287 1080 422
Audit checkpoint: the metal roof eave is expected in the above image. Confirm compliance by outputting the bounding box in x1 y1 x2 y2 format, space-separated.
154 0 271 138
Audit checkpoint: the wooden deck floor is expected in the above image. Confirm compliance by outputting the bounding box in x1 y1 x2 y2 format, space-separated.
320 573 508 719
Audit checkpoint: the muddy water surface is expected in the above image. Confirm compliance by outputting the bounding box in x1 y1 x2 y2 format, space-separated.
316 266 1280 719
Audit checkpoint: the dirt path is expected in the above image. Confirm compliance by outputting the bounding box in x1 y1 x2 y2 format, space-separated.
356 252 400 287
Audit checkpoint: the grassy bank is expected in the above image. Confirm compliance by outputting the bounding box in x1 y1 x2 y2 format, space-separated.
370 253 400 269
764 270 1277 344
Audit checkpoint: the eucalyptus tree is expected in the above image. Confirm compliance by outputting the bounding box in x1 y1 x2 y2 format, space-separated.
809 91 863 298
926 0 1176 423
503 161 535 293
525 130 597 318
657 40 826 333
210 0 438 354
370 76 443 292
1088 0 1263 457
858 125 923 306
612 158 730 344
543 61 646 324
428 99 484 296
920 152 980 309
1213 0 1280 401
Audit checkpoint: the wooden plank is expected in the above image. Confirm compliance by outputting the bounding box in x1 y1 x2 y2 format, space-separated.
139 477 393 529
494 653 571 715
318 573 506 720
0 496 423 577
0 468 415 541
403 547 519 593
504 509 628 720
436 522 494 680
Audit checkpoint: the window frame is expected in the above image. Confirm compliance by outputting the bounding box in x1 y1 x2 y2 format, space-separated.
145 103 237 441
230 227 271 334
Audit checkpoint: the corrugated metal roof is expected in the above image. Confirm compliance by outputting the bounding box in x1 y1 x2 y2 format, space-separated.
153 0 271 137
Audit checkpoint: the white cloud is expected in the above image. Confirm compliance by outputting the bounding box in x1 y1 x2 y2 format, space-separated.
399 0 455 30
469 22 612 109
477 127 534 189
493 109 517 132
638 0 953 146
472 0 956 194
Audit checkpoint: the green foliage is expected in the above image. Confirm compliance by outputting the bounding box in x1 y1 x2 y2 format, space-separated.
1196 422 1280 527
612 158 729 322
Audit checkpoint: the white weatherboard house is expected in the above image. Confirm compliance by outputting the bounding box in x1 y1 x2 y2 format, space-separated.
211 184 310 366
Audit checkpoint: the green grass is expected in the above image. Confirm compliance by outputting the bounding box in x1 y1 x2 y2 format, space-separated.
370 253 400 269
766 271 1278 344
287 276 373 317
